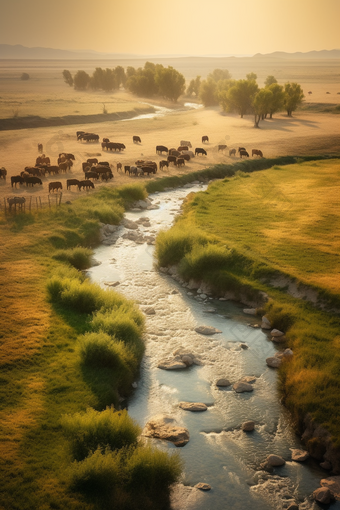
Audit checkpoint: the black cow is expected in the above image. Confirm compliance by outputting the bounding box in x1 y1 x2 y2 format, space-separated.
167 155 177 164
11 175 24 188
0 167 7 179
85 171 99 180
66 179 80 190
195 148 207 156
133 135 141 143
239 150 249 158
25 176 43 187
78 180 95 190
156 145 168 154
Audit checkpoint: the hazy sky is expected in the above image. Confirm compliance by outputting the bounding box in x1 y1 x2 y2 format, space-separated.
0 0 339 55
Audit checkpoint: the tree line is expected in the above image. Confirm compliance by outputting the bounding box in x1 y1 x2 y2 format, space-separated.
63 62 185 102
63 65 304 124
187 71 304 126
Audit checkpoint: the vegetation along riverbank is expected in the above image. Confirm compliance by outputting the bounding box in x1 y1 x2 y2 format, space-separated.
154 158 340 470
0 183 181 510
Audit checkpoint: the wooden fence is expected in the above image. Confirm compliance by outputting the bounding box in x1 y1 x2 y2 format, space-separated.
1 193 63 215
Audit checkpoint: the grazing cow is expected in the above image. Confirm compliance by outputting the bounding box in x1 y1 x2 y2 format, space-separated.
7 196 26 211
38 143 43 153
144 161 157 172
85 171 99 180
11 175 24 187
238 147 246 153
0 167 7 179
169 149 180 157
98 161 110 167
176 158 185 167
25 176 43 187
141 166 156 176
156 145 168 154
229 149 236 157
124 165 131 174
87 158 98 166
81 133 100 142
66 179 80 190
129 166 142 176
252 149 263 157
195 148 207 156
133 135 141 143
48 165 60 175
218 145 227 151
25 166 42 176
103 138 110 143
167 155 177 165
76 131 86 139
101 171 113 181
117 162 122 172
159 160 169 170
49 181 62 193
78 180 95 190
101 142 108 150
308 91 312 95
202 135 209 143
177 146 188 152
59 160 72 173
239 150 249 158
180 140 192 148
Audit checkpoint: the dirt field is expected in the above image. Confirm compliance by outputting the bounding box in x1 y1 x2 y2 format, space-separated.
0 56 339 208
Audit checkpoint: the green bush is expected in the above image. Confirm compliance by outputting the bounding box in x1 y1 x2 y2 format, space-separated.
155 227 210 267
179 243 230 280
68 448 122 496
78 331 135 370
126 445 182 491
52 246 93 270
61 408 140 460
118 184 147 202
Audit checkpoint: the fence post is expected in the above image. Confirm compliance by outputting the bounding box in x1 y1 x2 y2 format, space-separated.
29 196 32 212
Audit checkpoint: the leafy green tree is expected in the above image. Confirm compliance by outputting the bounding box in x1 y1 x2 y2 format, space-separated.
62 69 73 86
253 88 273 127
267 83 285 118
208 69 232 82
115 65 126 87
126 66 136 80
73 70 90 90
126 64 158 97
199 78 218 106
155 66 185 102
265 75 277 87
186 75 201 96
223 79 259 117
246 72 257 81
284 82 304 116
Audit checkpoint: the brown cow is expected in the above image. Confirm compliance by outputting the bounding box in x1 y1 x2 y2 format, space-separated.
218 145 227 151
229 149 236 156
78 180 95 190
49 181 62 193
202 135 209 143
252 149 263 157
117 162 122 172
0 167 7 179
159 160 169 170
66 179 80 190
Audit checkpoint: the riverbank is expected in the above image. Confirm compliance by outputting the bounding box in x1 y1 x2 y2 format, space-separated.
153 159 340 472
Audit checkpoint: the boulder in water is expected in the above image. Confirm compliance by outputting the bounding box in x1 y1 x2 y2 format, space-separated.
179 402 208 412
195 325 222 335
143 415 190 447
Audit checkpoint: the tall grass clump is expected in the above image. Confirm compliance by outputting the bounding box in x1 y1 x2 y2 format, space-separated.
179 244 230 280
90 203 123 224
126 445 182 492
52 246 93 270
118 184 147 203
68 448 122 496
78 331 135 371
91 310 145 358
61 408 140 461
155 226 210 267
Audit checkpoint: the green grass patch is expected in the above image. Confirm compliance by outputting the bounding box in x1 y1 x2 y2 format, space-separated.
52 246 93 270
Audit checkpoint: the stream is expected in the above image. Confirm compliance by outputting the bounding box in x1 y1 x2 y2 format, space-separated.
87 184 334 510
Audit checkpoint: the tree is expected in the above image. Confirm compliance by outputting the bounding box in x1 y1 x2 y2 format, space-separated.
284 82 304 116
223 79 259 117
266 83 285 118
73 70 90 90
155 66 185 102
125 64 158 97
186 75 201 96
63 69 73 86
199 78 218 106
253 89 273 127
208 69 232 82
114 65 126 87
21 72 30 80
265 75 277 87
246 72 257 81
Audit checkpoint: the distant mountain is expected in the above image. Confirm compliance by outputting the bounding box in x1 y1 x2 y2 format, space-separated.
0 44 339 60
0 44 139 59
253 49 340 59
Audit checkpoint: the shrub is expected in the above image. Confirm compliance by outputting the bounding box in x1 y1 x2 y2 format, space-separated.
78 331 135 370
68 448 122 496
52 246 93 270
118 184 147 203
90 204 123 224
155 227 210 267
179 243 230 280
61 408 140 460
126 445 182 492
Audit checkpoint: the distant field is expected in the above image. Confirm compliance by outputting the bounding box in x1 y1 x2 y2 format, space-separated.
0 56 339 119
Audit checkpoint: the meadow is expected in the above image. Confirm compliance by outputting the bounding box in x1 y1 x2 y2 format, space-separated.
154 159 340 448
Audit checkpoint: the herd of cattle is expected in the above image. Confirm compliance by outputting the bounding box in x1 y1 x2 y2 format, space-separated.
2 132 264 197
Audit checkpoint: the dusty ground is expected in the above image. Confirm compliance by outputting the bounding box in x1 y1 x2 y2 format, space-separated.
0 100 339 209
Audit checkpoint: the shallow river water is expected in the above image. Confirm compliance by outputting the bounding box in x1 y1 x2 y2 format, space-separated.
87 185 335 510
